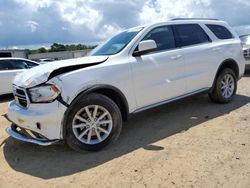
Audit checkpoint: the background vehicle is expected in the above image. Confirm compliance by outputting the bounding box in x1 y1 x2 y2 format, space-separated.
239 34 250 69
0 58 39 95
37 58 55 63
5 19 245 152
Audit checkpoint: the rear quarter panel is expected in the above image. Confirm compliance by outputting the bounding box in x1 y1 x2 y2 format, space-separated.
201 22 245 81
213 39 245 79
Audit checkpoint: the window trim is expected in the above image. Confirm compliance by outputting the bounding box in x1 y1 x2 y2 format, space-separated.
172 24 212 48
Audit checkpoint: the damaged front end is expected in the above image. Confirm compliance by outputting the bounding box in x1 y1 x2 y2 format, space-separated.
5 122 59 146
4 56 109 146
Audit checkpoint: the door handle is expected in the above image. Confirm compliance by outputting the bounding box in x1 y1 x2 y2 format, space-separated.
171 55 182 60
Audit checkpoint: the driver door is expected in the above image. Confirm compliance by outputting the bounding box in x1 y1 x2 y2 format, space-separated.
130 25 186 109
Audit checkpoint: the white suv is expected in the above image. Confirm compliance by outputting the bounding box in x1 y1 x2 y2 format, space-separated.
5 19 245 151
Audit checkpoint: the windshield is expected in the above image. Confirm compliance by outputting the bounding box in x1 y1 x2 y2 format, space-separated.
91 27 143 56
240 35 250 45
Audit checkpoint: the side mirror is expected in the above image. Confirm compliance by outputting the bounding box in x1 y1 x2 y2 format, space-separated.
133 40 157 57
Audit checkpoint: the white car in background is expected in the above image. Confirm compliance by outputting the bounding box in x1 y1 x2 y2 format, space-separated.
38 58 55 63
0 58 39 95
239 34 250 69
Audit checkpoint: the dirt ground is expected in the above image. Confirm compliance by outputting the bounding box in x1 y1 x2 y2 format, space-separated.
0 76 250 188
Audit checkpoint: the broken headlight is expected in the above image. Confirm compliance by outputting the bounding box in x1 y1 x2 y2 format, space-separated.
29 84 61 103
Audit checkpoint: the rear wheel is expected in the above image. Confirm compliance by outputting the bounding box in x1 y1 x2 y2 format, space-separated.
209 68 237 104
65 93 122 152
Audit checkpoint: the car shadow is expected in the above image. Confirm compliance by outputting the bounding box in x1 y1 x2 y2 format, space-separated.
3 94 250 179
0 94 13 103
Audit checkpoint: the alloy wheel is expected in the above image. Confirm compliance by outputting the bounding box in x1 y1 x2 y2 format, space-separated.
72 105 113 145
221 73 235 99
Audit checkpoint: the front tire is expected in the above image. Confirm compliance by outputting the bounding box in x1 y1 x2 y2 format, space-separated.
65 93 122 152
209 68 237 104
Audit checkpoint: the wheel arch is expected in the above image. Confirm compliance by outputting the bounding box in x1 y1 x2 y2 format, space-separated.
82 85 129 121
216 59 239 79
211 59 239 92
62 84 129 139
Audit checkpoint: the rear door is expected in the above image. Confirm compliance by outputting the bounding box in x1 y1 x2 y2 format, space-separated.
173 24 217 93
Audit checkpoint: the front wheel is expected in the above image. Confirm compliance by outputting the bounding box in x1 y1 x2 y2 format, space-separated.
209 68 237 104
65 93 122 152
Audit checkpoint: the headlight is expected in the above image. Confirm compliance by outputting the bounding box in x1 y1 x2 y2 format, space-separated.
29 84 61 103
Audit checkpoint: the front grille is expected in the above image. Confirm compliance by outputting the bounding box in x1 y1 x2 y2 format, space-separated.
244 49 250 58
13 85 29 108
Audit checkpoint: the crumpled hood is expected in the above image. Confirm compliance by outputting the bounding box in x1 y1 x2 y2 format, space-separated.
14 55 108 88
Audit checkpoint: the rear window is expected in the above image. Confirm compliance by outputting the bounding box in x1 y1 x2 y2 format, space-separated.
173 24 211 47
206 24 233 40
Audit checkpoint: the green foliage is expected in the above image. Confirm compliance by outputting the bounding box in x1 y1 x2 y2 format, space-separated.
38 47 47 53
28 43 97 54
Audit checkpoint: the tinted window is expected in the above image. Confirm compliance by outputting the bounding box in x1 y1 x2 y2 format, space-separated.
206 24 233 40
142 26 176 51
173 24 211 47
0 60 13 71
9 60 29 69
22 60 38 68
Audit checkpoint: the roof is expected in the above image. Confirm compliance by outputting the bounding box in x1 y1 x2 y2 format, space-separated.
0 57 38 63
128 18 226 32
171 18 220 21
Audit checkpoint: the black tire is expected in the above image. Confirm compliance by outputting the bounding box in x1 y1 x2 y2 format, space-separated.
209 68 237 104
65 93 122 152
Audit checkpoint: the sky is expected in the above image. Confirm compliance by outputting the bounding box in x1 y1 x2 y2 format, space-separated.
1 0 250 49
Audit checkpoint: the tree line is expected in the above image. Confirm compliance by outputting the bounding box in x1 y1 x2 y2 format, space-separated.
28 43 97 54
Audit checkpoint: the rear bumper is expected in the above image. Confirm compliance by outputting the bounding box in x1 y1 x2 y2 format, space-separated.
6 126 59 146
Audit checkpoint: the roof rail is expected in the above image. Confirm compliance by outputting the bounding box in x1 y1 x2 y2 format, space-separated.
171 18 220 21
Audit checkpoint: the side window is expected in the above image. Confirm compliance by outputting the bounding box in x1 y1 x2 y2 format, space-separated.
24 61 38 68
206 24 233 40
173 24 211 47
142 26 176 52
9 60 29 70
0 60 13 71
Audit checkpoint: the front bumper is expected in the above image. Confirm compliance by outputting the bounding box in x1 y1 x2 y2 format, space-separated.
6 126 58 146
6 100 67 141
